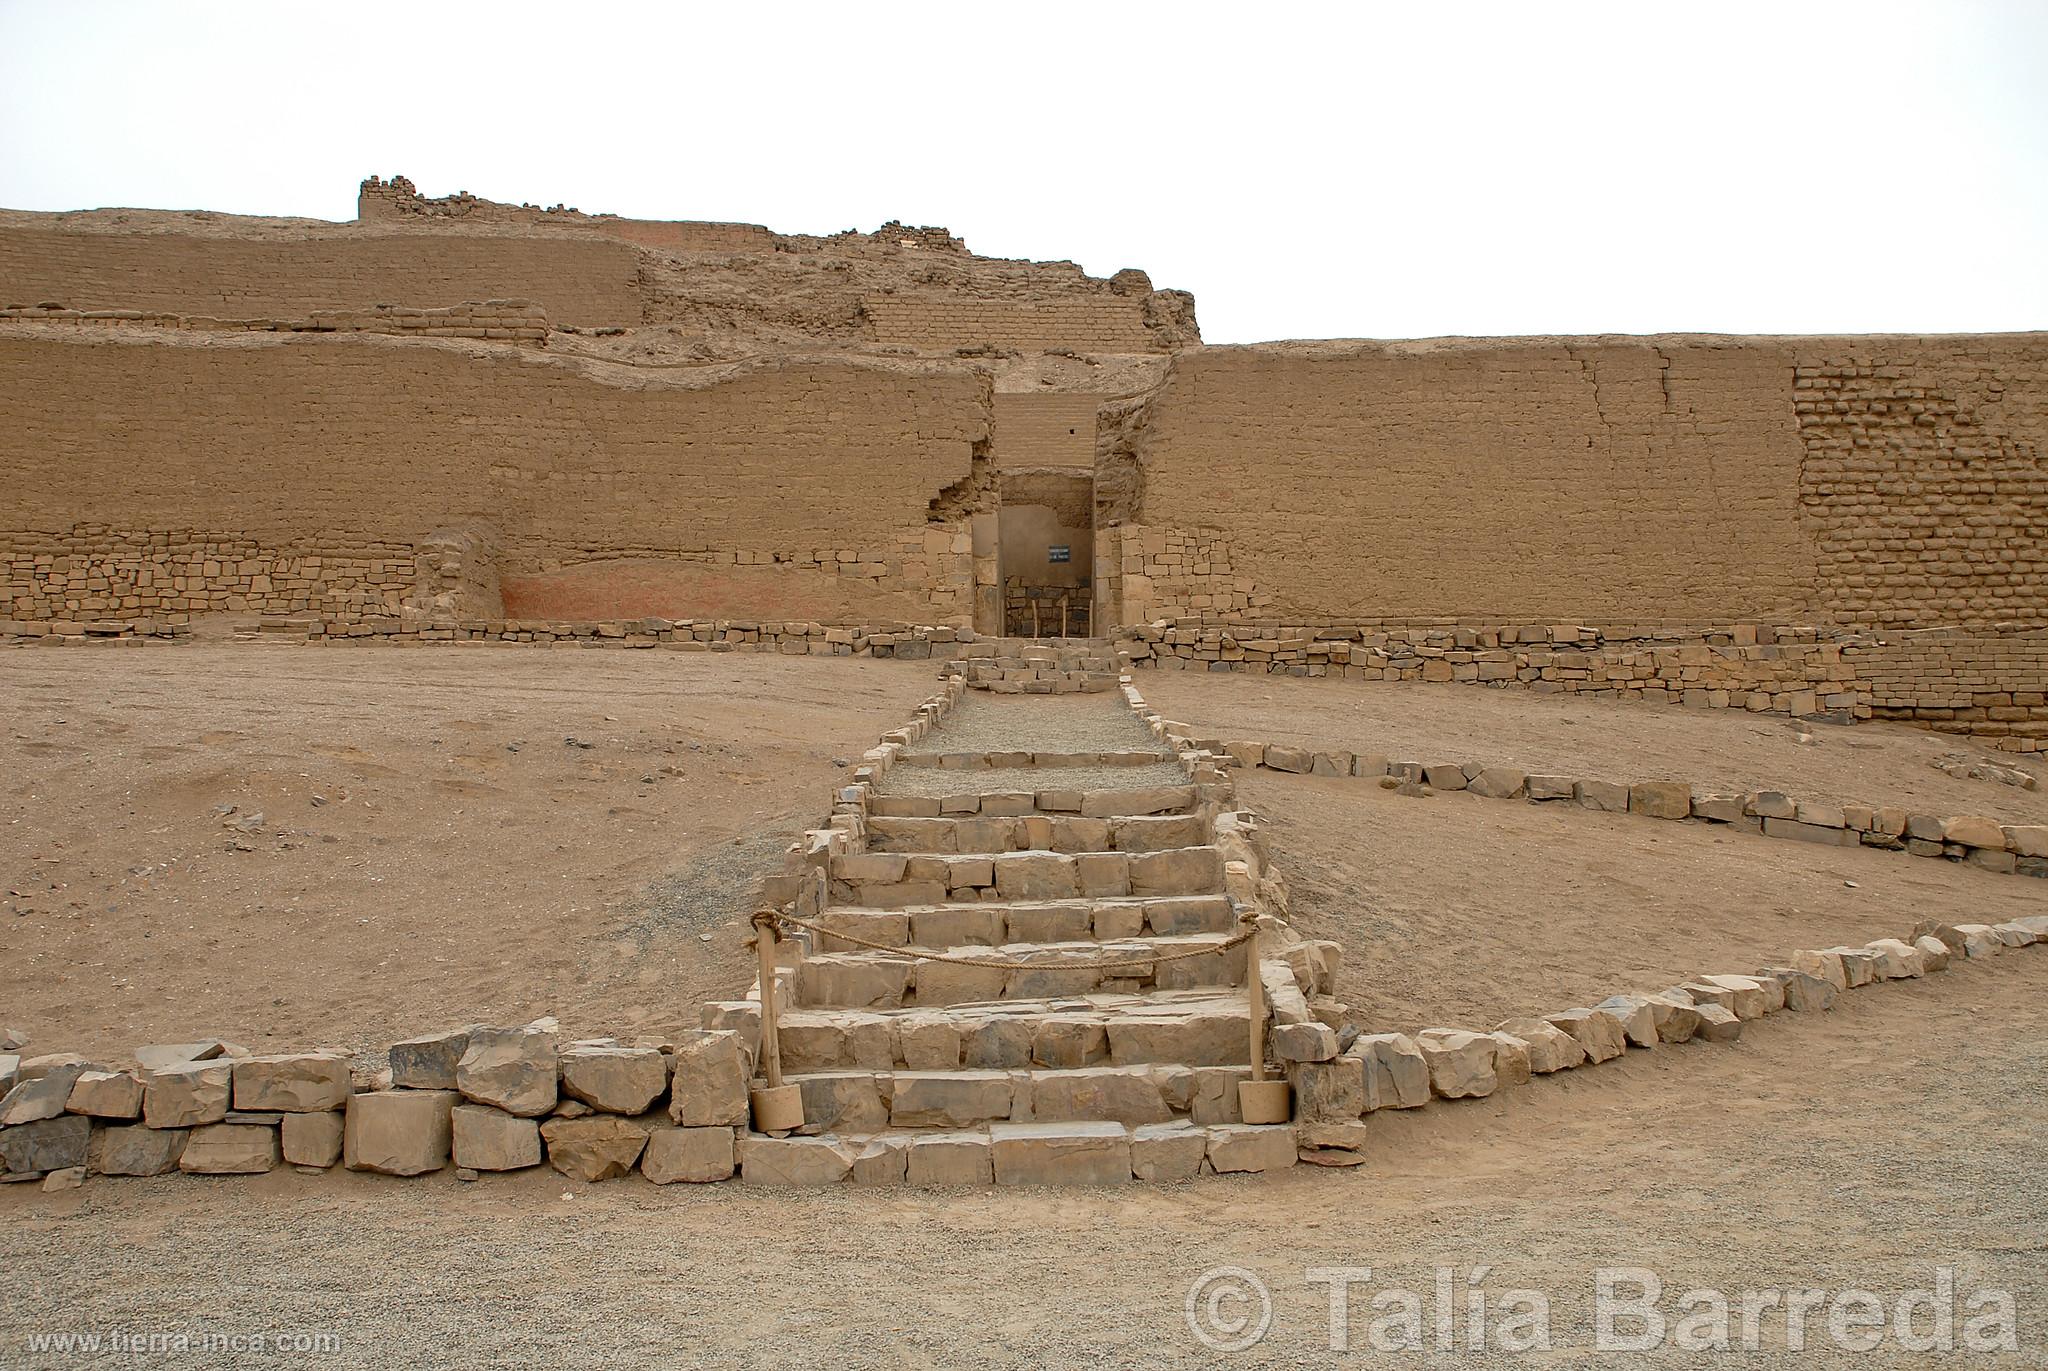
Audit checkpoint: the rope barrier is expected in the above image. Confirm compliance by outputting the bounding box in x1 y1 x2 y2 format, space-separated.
774 910 1255 973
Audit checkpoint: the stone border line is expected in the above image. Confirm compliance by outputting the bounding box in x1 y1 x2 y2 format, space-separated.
1285 916 2048 1164
0 617 974 656
1200 736 2048 880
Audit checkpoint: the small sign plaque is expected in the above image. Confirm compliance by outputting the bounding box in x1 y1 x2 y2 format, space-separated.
1048 545 1071 563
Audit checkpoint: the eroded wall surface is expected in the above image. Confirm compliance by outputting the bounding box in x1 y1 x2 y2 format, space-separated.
0 330 988 623
1115 336 2048 630
0 227 643 329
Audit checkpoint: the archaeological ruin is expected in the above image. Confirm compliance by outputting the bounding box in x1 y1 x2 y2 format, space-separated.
1 177 2045 1191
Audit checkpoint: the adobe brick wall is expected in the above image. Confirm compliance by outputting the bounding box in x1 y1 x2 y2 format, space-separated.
864 296 1162 353
992 393 1099 469
1115 335 2048 628
1858 628 2048 751
0 329 988 624
0 226 642 328
357 174 775 254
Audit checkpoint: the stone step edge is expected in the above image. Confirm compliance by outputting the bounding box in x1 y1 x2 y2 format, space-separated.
736 1121 1298 1184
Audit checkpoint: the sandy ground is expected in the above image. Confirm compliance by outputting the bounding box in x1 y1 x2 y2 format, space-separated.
1138 672 2048 825
1 956 2042 1368
4 647 2045 1366
0 647 934 1060
1246 770 2048 1033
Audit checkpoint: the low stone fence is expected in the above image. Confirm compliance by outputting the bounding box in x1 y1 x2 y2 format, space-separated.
1120 619 1861 716
943 639 1125 693
0 299 549 345
1286 916 2047 1164
1203 735 2048 879
0 616 974 658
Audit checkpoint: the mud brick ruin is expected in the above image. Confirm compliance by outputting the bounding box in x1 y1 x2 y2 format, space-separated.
2 177 2045 1190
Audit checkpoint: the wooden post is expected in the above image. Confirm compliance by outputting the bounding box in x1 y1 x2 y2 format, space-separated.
1237 910 1291 1123
1058 592 1069 639
748 909 804 1131
1031 596 1041 639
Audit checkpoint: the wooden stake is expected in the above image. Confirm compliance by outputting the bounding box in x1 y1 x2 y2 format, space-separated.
753 908 785 1090
1244 914 1267 1083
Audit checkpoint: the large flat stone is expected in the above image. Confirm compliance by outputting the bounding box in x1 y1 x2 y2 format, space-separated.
738 1134 853 1185
233 1053 351 1113
669 1030 750 1127
179 1123 280 1175
992 1120 1133 1184
1415 1031 1497 1099
65 1070 145 1120
642 1126 736 1184
889 1071 1013 1127
0 1114 90 1174
281 1111 345 1168
906 1130 994 1185
389 1028 473 1090
1349 1033 1429 1109
1025 1067 1171 1124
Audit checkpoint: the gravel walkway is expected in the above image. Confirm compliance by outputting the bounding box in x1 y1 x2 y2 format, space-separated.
903 693 1171 759
875 761 1190 797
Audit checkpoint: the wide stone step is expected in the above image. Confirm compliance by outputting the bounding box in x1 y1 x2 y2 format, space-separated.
831 845 1227 907
868 784 1196 819
893 750 1168 770
784 1063 1257 1131
804 894 1238 950
749 989 1257 1072
862 812 1208 855
735 1121 1300 1185
791 934 1249 1008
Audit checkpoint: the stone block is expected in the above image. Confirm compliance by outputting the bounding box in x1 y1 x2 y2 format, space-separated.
1865 938 1925 979
1130 1121 1207 1181
1490 1033 1532 1087
1467 767 1528 799
1415 1030 1497 1098
669 1030 750 1127
1127 846 1224 896
1942 815 2007 849
560 1045 669 1115
233 1053 351 1113
65 1070 144 1120
541 1115 650 1182
1494 1018 1588 1072
1575 779 1630 812
1593 996 1659 1049
451 1103 542 1171
344 1090 455 1176
739 1134 853 1185
456 1023 559 1118
890 1071 1013 1127
1629 782 1692 819
1694 1003 1742 1043
1525 774 1575 801
281 1110 345 1168
1206 1124 1297 1173
850 1134 910 1184
1913 936 1951 972
1270 1021 1338 1063
389 1028 473 1090
993 852 1079 900
1545 1008 1627 1062
92 1124 187 1176
991 1120 1133 1184
143 1061 233 1129
1263 745 1311 774
1277 1059 1354 1127
642 1126 736 1184
795 1072 889 1133
1349 1033 1430 1109
906 1130 994 1185
179 1123 280 1175
0 1114 90 1174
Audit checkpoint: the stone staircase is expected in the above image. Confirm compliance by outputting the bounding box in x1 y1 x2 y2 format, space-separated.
710 675 1339 1183
939 637 1127 693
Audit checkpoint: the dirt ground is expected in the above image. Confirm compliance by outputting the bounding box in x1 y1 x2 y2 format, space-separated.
2 956 2042 1368
1138 671 2048 825
2 646 2045 1364
0 646 935 1060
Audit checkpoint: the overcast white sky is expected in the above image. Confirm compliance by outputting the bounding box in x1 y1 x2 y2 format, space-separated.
2 0 2043 343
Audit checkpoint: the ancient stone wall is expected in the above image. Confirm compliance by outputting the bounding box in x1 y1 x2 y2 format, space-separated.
0 224 642 329
0 298 549 344
1858 628 2048 751
0 330 988 624
357 174 775 253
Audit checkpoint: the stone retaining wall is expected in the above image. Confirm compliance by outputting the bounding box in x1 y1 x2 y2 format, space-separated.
0 299 549 344
1202 734 2048 879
